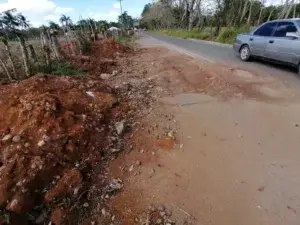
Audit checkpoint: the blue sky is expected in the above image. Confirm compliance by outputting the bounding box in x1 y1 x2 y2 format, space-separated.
0 0 151 27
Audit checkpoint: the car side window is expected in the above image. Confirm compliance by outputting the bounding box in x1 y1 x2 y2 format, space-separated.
273 22 298 37
254 22 277 36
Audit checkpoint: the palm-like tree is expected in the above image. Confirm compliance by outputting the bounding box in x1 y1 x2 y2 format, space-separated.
2 10 19 32
0 10 18 78
17 14 30 29
1 11 32 77
60 14 75 54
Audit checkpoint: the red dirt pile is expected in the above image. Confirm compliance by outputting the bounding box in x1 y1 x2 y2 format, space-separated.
0 74 117 223
66 39 130 75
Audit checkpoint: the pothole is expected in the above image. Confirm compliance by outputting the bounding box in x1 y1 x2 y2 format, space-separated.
257 86 283 98
233 69 254 79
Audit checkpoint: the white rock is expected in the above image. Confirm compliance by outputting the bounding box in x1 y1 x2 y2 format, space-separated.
73 187 79 195
86 91 95 98
115 121 125 135
25 103 33 111
9 199 19 208
128 165 134 172
2 134 12 142
38 140 45 147
100 73 112 80
12 135 21 143
101 208 106 216
24 142 30 148
111 148 121 153
83 202 89 207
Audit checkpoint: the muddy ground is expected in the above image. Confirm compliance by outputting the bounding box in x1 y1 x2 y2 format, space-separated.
1 37 300 225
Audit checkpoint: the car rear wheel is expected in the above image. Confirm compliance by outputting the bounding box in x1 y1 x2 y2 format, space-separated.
240 45 251 62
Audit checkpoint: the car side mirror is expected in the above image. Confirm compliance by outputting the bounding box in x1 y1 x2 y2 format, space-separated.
286 32 299 39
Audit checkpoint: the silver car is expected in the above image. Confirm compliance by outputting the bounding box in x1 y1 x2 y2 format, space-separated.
233 19 300 73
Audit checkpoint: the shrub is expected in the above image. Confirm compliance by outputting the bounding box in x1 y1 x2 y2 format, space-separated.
115 35 138 47
51 62 85 76
216 26 251 44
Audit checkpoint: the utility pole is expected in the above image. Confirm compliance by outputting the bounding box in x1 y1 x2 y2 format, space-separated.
119 0 123 16
118 0 124 28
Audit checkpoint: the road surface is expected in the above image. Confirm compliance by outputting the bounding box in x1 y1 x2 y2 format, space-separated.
111 42 300 225
130 33 300 225
140 32 300 90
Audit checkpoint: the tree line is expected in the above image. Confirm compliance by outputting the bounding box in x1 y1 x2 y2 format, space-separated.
0 9 136 82
141 0 300 35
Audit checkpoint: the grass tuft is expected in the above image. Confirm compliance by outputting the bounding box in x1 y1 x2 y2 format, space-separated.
51 62 85 76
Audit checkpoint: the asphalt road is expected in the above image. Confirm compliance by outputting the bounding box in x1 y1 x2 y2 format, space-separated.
142 32 300 89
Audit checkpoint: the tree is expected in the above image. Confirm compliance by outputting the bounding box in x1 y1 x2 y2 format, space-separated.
97 20 109 32
109 22 121 28
0 10 32 77
49 21 60 30
60 14 75 55
118 11 134 28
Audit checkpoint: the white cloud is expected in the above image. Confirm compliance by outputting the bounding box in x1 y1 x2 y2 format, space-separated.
0 0 74 27
113 3 120 9
88 11 119 22
55 7 73 14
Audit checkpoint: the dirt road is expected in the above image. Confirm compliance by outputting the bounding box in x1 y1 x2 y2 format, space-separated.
108 36 300 225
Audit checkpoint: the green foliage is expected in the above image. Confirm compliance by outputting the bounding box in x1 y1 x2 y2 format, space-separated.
118 11 134 28
49 21 60 30
154 26 252 44
115 35 137 47
97 20 109 31
51 62 85 76
154 29 211 41
109 22 121 28
216 26 251 44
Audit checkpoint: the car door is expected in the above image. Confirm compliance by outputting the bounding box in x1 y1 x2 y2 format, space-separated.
249 22 277 57
264 21 300 65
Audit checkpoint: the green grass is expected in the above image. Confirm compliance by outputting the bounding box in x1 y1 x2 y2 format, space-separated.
50 62 85 76
216 27 251 44
154 29 211 40
153 26 252 44
115 35 139 47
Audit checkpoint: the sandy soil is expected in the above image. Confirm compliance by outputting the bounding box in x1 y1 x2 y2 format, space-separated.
104 44 300 225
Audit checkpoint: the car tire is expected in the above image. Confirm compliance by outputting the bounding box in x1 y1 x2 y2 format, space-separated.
239 45 251 62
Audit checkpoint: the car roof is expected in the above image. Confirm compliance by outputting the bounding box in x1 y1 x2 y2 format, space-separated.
268 18 300 22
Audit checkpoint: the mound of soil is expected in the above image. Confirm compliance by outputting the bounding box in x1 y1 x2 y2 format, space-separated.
66 39 130 76
0 74 117 223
